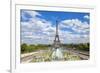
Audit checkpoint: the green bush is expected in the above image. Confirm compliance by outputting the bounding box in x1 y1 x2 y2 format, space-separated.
21 43 50 53
62 43 89 51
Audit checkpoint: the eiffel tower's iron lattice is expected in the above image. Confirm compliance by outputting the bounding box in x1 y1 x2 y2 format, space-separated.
53 20 61 49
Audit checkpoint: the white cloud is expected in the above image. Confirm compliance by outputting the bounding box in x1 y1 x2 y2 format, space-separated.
22 10 41 17
84 15 89 19
57 19 90 44
21 11 54 44
60 19 89 34
21 10 41 22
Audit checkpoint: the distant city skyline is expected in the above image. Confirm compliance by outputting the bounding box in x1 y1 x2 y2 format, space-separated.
20 9 90 44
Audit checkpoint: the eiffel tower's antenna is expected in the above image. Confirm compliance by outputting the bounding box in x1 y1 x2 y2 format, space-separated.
56 20 58 36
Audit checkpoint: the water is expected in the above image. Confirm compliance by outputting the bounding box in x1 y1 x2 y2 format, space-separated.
52 48 64 60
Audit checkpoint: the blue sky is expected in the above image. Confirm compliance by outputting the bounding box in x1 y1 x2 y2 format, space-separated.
20 9 90 44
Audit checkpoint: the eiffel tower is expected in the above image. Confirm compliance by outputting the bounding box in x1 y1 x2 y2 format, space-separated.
53 20 61 49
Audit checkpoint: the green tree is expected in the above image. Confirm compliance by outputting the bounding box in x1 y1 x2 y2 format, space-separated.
21 43 28 53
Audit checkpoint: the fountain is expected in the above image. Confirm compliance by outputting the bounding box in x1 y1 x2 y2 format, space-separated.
52 48 63 60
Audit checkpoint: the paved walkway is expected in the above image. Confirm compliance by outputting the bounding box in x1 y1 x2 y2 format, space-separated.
21 49 89 63
21 50 48 63
64 49 89 60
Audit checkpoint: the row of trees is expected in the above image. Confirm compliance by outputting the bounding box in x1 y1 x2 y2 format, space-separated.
62 43 89 51
21 43 89 54
21 43 50 53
